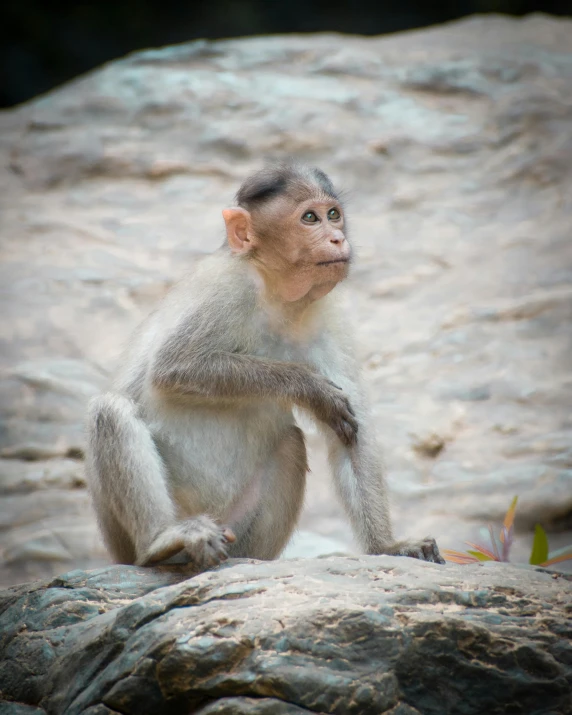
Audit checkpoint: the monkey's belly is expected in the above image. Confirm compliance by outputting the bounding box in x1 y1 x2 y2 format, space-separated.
149 401 293 520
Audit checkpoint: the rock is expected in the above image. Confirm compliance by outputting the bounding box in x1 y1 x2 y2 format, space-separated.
281 530 350 559
1 14 572 585
0 557 570 714
410 432 447 459
0 360 105 461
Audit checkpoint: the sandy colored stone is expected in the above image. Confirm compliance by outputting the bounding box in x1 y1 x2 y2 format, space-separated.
0 14 572 585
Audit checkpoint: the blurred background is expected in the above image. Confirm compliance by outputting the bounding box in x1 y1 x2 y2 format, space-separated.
1 2 571 586
1 0 571 107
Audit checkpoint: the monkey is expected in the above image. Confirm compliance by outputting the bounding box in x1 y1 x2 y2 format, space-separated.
85 163 445 570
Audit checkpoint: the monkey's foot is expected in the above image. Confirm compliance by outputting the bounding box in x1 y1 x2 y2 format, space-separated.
389 537 445 565
139 515 236 569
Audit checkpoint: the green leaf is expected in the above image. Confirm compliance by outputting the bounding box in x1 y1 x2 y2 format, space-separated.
529 524 549 565
467 550 493 562
465 541 499 561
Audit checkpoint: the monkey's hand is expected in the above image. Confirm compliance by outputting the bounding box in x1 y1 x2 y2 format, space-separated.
137 515 236 569
385 537 445 565
309 377 358 447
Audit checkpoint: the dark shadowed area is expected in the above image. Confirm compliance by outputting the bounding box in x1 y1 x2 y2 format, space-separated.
1 0 571 107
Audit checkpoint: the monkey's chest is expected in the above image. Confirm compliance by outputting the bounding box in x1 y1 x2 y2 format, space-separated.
247 302 328 364
250 324 317 364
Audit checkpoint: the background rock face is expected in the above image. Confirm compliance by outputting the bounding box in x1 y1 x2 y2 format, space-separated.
1 14 572 585
0 557 570 714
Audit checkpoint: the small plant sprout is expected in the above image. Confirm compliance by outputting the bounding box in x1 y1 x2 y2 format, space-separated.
443 496 572 567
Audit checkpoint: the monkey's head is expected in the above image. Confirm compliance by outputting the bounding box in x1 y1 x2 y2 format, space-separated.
222 164 350 303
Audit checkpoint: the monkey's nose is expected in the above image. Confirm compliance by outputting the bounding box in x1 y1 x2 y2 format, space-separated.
330 234 345 245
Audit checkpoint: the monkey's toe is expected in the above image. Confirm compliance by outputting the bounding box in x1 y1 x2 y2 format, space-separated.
222 527 236 543
416 537 445 564
394 537 445 565
190 524 234 569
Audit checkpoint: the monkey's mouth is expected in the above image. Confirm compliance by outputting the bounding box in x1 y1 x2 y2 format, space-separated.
316 259 349 266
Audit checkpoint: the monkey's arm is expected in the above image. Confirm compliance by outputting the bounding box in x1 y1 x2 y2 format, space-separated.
321 372 445 564
151 340 358 446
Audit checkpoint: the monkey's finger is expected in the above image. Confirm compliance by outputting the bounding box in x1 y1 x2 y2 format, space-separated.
421 545 434 562
337 429 351 447
332 421 349 446
337 419 357 447
343 420 358 445
203 550 226 567
210 534 231 555
222 527 236 543
142 537 185 565
341 411 359 435
336 422 357 448
426 544 445 565
420 538 445 565
344 399 356 416
203 540 229 566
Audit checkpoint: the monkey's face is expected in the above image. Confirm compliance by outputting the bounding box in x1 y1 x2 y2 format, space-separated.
254 197 351 302
223 192 351 302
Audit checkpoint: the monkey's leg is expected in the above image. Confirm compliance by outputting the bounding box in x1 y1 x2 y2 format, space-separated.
87 393 233 568
324 428 445 565
228 425 308 561
96 506 137 565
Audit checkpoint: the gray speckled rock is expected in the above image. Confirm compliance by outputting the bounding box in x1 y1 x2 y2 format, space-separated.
0 557 570 714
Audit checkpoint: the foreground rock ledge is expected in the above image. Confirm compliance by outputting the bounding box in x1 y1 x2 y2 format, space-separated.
0 557 570 714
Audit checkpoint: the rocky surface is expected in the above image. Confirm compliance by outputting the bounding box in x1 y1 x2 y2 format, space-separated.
0 557 571 714
1 14 572 585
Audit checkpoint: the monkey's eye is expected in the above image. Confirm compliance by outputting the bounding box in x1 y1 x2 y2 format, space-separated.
328 208 341 220
302 211 319 224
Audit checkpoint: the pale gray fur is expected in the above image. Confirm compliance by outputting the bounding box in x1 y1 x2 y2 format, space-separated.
86 174 444 568
86 252 315 566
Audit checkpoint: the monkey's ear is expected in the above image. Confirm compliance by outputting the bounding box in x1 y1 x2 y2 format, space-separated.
222 208 255 254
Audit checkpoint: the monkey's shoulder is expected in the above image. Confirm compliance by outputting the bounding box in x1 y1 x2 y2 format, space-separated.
135 251 354 364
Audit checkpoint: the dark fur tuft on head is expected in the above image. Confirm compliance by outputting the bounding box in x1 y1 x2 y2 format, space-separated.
236 164 339 210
